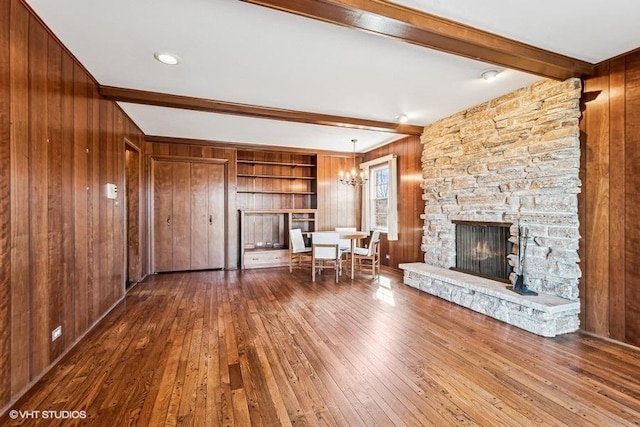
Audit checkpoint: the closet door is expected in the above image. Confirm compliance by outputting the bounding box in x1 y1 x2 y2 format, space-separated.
170 162 192 271
153 160 191 272
190 162 225 269
153 160 175 272
153 159 226 272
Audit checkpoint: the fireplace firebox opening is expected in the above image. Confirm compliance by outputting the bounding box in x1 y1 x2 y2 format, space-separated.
452 220 513 283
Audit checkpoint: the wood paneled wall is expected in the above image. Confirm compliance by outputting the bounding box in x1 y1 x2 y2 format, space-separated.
581 49 640 347
0 0 145 411
364 136 424 268
316 154 361 230
125 144 144 283
0 0 12 408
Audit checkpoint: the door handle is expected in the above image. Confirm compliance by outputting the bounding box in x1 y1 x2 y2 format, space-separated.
209 215 212 225
167 216 172 226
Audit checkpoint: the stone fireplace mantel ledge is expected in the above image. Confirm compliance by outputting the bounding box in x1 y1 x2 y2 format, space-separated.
398 263 580 337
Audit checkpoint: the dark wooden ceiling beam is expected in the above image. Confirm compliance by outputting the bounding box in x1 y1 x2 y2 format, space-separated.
145 135 360 156
99 86 423 136
241 0 594 80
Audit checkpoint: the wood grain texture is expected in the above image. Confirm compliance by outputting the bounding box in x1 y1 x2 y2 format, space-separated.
72 62 89 336
0 0 145 411
100 86 423 136
3 269 639 425
87 82 102 323
125 144 142 283
581 49 640 347
46 33 65 361
146 134 356 156
171 161 192 271
364 135 423 268
625 51 640 346
61 48 76 353
191 162 225 269
609 57 626 340
190 162 210 269
146 144 238 269
152 160 176 272
236 150 316 210
316 154 359 230
582 62 611 335
9 2 31 397
152 159 227 272
0 0 11 406
28 13 51 378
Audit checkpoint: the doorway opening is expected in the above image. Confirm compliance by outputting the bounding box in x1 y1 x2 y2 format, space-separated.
124 140 142 289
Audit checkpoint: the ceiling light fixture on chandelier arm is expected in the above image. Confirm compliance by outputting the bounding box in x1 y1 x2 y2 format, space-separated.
338 139 368 186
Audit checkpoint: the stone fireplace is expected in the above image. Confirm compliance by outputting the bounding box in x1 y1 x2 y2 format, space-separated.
400 78 582 337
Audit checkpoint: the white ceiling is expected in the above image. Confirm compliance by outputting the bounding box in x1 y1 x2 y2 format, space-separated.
25 0 640 152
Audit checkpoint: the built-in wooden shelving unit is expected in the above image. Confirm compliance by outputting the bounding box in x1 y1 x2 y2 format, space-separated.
236 151 317 203
236 151 317 268
239 209 316 269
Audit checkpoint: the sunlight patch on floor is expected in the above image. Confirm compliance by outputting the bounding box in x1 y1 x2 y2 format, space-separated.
374 276 395 306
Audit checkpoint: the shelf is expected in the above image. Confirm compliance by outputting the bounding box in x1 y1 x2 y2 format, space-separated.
237 174 315 180
237 190 316 195
237 160 315 167
236 150 316 212
240 209 316 214
239 208 317 269
244 247 286 252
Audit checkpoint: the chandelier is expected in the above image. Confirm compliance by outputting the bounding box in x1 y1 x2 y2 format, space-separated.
338 139 368 186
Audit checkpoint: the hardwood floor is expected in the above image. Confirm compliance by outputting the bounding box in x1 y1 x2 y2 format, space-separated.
3 268 640 426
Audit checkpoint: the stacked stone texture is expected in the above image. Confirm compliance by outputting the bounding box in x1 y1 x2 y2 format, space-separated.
420 78 582 300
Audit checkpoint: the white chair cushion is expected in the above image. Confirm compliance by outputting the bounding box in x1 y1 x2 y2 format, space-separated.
352 247 369 256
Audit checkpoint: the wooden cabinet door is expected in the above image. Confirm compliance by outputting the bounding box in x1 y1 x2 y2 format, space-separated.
153 159 226 272
153 160 191 272
190 162 225 269
153 160 175 272
170 161 192 271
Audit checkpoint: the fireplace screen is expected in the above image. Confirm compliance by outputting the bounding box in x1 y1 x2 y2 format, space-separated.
452 221 513 282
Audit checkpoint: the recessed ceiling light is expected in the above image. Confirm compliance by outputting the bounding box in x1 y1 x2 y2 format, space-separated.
154 51 181 65
481 69 500 81
396 114 409 124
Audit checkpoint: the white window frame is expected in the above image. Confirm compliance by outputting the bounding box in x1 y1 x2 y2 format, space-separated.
360 154 398 241
370 163 390 232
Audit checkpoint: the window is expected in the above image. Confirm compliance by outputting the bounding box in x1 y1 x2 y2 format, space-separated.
370 164 389 231
361 154 398 240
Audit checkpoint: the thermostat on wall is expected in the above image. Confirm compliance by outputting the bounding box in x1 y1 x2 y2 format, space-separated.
106 183 118 200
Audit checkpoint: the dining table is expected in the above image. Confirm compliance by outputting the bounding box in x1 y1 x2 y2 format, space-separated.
310 230 369 279
340 231 369 279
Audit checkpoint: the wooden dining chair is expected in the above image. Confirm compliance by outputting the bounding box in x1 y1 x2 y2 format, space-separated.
352 230 381 279
289 228 312 272
311 232 342 283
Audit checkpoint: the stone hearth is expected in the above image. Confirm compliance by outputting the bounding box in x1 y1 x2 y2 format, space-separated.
399 263 579 337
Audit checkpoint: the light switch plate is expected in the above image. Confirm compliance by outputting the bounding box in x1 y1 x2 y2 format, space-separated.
51 326 62 342
106 183 118 199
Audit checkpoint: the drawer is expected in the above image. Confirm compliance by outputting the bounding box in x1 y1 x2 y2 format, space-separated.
244 249 290 269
